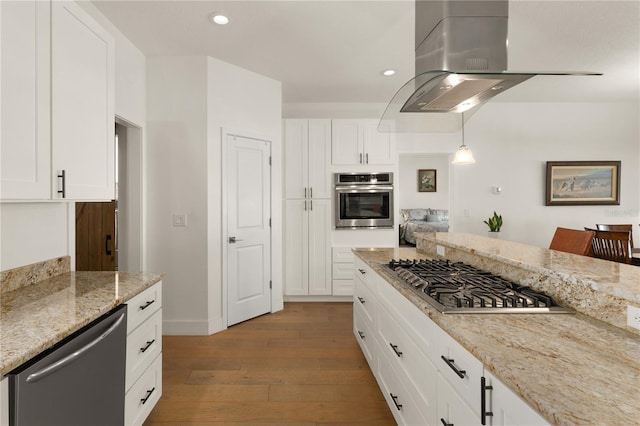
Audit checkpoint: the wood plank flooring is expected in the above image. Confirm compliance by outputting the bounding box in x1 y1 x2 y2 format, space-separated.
143 302 396 426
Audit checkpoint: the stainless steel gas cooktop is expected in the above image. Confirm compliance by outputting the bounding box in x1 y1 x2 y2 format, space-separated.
383 259 571 314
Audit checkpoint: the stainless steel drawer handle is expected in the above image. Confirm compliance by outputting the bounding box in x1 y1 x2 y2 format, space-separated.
441 355 466 379
390 393 402 411
141 387 156 404
140 339 156 353
390 343 403 357
140 300 155 311
357 297 365 304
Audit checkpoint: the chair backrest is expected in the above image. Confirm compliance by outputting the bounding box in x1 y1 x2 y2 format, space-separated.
585 227 632 264
549 227 595 256
595 224 634 249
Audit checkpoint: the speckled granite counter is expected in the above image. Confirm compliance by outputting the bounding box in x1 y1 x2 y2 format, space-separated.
353 238 640 426
0 259 163 376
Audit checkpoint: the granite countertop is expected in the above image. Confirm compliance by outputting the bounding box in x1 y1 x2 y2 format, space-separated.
0 270 163 376
353 242 640 426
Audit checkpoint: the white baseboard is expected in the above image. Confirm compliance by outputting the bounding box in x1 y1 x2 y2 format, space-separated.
283 295 353 303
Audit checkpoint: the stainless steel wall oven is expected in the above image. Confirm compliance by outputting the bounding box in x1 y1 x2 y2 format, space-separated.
334 172 394 229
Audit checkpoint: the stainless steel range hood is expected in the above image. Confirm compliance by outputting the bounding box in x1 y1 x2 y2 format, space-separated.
379 0 601 132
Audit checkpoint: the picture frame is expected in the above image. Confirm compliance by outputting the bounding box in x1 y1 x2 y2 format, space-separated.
545 161 621 206
418 169 437 192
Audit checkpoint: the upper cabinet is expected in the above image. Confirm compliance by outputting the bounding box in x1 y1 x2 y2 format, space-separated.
1 0 115 201
284 119 332 199
1 1 51 199
332 119 394 166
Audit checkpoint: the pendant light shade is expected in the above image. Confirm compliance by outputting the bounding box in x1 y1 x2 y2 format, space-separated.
452 113 475 164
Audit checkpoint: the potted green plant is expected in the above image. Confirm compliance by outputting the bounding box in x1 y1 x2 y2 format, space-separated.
484 211 503 237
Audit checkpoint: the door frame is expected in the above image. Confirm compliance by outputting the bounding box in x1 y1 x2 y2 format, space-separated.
221 127 273 328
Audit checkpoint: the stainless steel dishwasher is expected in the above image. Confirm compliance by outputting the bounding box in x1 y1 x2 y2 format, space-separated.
8 304 127 426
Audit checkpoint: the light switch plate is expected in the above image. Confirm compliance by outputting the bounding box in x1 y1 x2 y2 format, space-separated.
436 245 445 256
173 214 187 227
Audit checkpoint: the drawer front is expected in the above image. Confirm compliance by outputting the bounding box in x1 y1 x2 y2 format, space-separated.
438 330 483 416
127 281 162 334
125 353 162 426
353 277 376 326
332 279 353 296
332 246 354 263
353 306 376 369
437 373 480 426
332 262 353 280
377 344 429 426
377 302 437 416
126 309 163 390
354 257 376 293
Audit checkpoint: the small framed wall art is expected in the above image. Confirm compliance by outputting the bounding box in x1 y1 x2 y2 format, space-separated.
418 169 437 192
545 160 621 206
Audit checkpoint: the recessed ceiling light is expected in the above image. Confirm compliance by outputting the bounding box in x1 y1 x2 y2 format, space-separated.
382 69 396 76
209 13 229 25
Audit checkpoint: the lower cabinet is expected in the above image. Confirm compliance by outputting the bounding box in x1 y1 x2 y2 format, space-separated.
332 247 355 296
353 262 549 426
0 378 7 426
125 281 163 426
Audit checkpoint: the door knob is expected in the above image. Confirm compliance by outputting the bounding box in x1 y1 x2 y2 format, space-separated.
228 236 243 243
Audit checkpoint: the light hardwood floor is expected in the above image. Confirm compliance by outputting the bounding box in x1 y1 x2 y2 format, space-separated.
143 302 396 425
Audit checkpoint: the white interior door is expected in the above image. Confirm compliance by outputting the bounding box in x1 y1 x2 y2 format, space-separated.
226 134 272 326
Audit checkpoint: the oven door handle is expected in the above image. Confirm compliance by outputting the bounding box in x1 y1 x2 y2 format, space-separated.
334 185 394 192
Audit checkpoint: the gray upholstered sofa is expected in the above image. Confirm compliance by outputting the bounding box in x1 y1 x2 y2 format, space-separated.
399 208 449 245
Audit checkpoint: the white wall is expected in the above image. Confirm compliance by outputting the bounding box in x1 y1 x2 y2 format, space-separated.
399 154 450 210
147 56 282 335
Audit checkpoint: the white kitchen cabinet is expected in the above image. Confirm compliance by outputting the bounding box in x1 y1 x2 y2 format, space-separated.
0 0 51 200
331 247 354 296
331 119 394 166
0 377 7 426
125 281 163 426
437 373 481 426
483 370 549 426
284 119 332 199
51 1 115 200
0 0 114 201
284 199 331 296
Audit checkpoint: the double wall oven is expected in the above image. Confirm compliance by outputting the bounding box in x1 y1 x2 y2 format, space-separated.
334 172 394 229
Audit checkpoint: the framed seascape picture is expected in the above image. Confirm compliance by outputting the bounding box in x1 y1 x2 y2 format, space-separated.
545 161 621 206
418 169 437 192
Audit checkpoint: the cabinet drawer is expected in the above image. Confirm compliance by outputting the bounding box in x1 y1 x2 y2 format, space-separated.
353 277 376 327
125 353 162 426
353 307 376 370
354 257 376 292
377 303 437 417
437 373 480 426
332 247 354 263
127 282 162 333
438 330 484 417
377 344 429 426
332 279 353 296
332 262 353 280
126 309 162 391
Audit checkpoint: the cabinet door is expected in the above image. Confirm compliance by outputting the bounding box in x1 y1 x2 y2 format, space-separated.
0 0 51 200
284 200 310 295
284 119 309 199
308 199 331 295
437 374 481 426
362 120 393 165
331 119 362 165
307 120 332 198
484 371 549 426
51 1 114 200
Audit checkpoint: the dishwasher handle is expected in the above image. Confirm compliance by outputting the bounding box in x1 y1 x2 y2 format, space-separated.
25 312 126 384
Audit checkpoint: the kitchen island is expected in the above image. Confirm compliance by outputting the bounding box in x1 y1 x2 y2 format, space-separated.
354 233 640 426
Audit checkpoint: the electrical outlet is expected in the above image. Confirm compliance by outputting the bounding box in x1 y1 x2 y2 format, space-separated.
436 245 445 256
627 305 640 331
173 214 187 227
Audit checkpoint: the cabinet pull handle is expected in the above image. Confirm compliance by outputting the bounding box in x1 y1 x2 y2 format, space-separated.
105 234 112 255
366 153 369 164
140 339 156 353
57 170 66 198
440 419 453 426
481 376 494 425
357 296 365 304
310 200 313 211
390 393 402 411
140 300 155 311
359 153 363 164
310 187 313 198
304 187 307 198
357 330 365 339
304 200 307 211
358 268 366 275
390 343 403 357
441 355 466 379
141 387 156 404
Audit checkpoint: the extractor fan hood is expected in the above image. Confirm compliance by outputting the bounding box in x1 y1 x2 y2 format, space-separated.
379 0 601 132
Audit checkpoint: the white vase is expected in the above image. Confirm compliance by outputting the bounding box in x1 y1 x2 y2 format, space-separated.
488 231 500 239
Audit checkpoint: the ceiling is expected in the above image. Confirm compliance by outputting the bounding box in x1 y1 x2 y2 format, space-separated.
92 0 639 105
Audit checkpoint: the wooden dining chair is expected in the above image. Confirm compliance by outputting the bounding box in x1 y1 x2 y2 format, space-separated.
585 227 632 264
549 227 595 256
595 224 634 251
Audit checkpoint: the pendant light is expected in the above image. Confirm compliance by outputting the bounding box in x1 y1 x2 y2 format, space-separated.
452 113 476 165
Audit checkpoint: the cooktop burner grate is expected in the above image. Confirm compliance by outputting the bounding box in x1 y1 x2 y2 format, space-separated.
383 259 570 313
